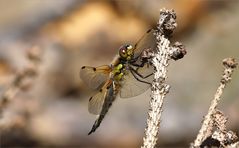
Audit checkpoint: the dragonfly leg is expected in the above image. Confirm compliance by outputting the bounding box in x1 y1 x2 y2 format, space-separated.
136 67 153 78
131 60 146 67
130 65 153 79
131 59 153 78
129 67 151 84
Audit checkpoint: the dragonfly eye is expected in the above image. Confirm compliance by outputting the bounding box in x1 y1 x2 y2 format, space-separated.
119 45 128 59
119 44 133 60
126 45 133 50
126 45 133 55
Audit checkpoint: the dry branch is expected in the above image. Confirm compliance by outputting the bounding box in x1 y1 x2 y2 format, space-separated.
192 58 238 147
142 9 186 148
0 47 42 118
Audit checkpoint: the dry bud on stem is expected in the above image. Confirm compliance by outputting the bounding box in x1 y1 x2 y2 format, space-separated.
142 9 186 148
192 58 238 147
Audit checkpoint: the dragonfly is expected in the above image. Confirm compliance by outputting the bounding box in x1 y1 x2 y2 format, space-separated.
80 29 157 135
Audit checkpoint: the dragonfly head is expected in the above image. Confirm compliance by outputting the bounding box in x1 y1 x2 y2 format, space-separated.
119 44 134 61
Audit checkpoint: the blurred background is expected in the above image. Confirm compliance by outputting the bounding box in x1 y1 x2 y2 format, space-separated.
0 0 239 147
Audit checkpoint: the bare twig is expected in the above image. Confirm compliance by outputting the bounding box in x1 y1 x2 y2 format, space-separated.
192 58 238 147
142 9 186 148
211 110 238 147
0 46 42 118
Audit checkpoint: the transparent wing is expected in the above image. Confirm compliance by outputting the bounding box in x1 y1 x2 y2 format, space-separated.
88 79 113 115
133 29 157 58
80 65 111 90
120 63 154 98
88 80 116 134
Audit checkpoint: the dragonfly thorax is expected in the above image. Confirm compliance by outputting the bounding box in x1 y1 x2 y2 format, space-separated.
112 63 125 81
119 44 134 61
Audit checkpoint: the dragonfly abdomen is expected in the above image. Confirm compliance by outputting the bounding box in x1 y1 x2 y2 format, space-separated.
88 81 118 135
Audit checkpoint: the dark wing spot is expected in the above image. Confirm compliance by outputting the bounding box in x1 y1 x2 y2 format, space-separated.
106 86 110 89
147 29 152 33
89 97 92 101
93 67 96 71
99 89 103 92
82 66 86 69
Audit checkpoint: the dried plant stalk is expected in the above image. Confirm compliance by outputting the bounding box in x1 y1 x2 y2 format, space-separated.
142 35 171 148
193 58 238 147
0 47 42 118
142 9 186 148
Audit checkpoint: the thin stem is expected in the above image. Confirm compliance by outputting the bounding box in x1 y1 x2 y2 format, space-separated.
193 58 238 147
0 47 42 118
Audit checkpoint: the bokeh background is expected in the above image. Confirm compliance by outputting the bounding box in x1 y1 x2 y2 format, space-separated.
0 0 239 147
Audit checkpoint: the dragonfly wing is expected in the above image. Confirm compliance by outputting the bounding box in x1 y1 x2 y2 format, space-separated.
133 29 157 59
80 65 111 90
88 80 117 134
120 64 154 98
88 79 117 114
88 89 106 115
